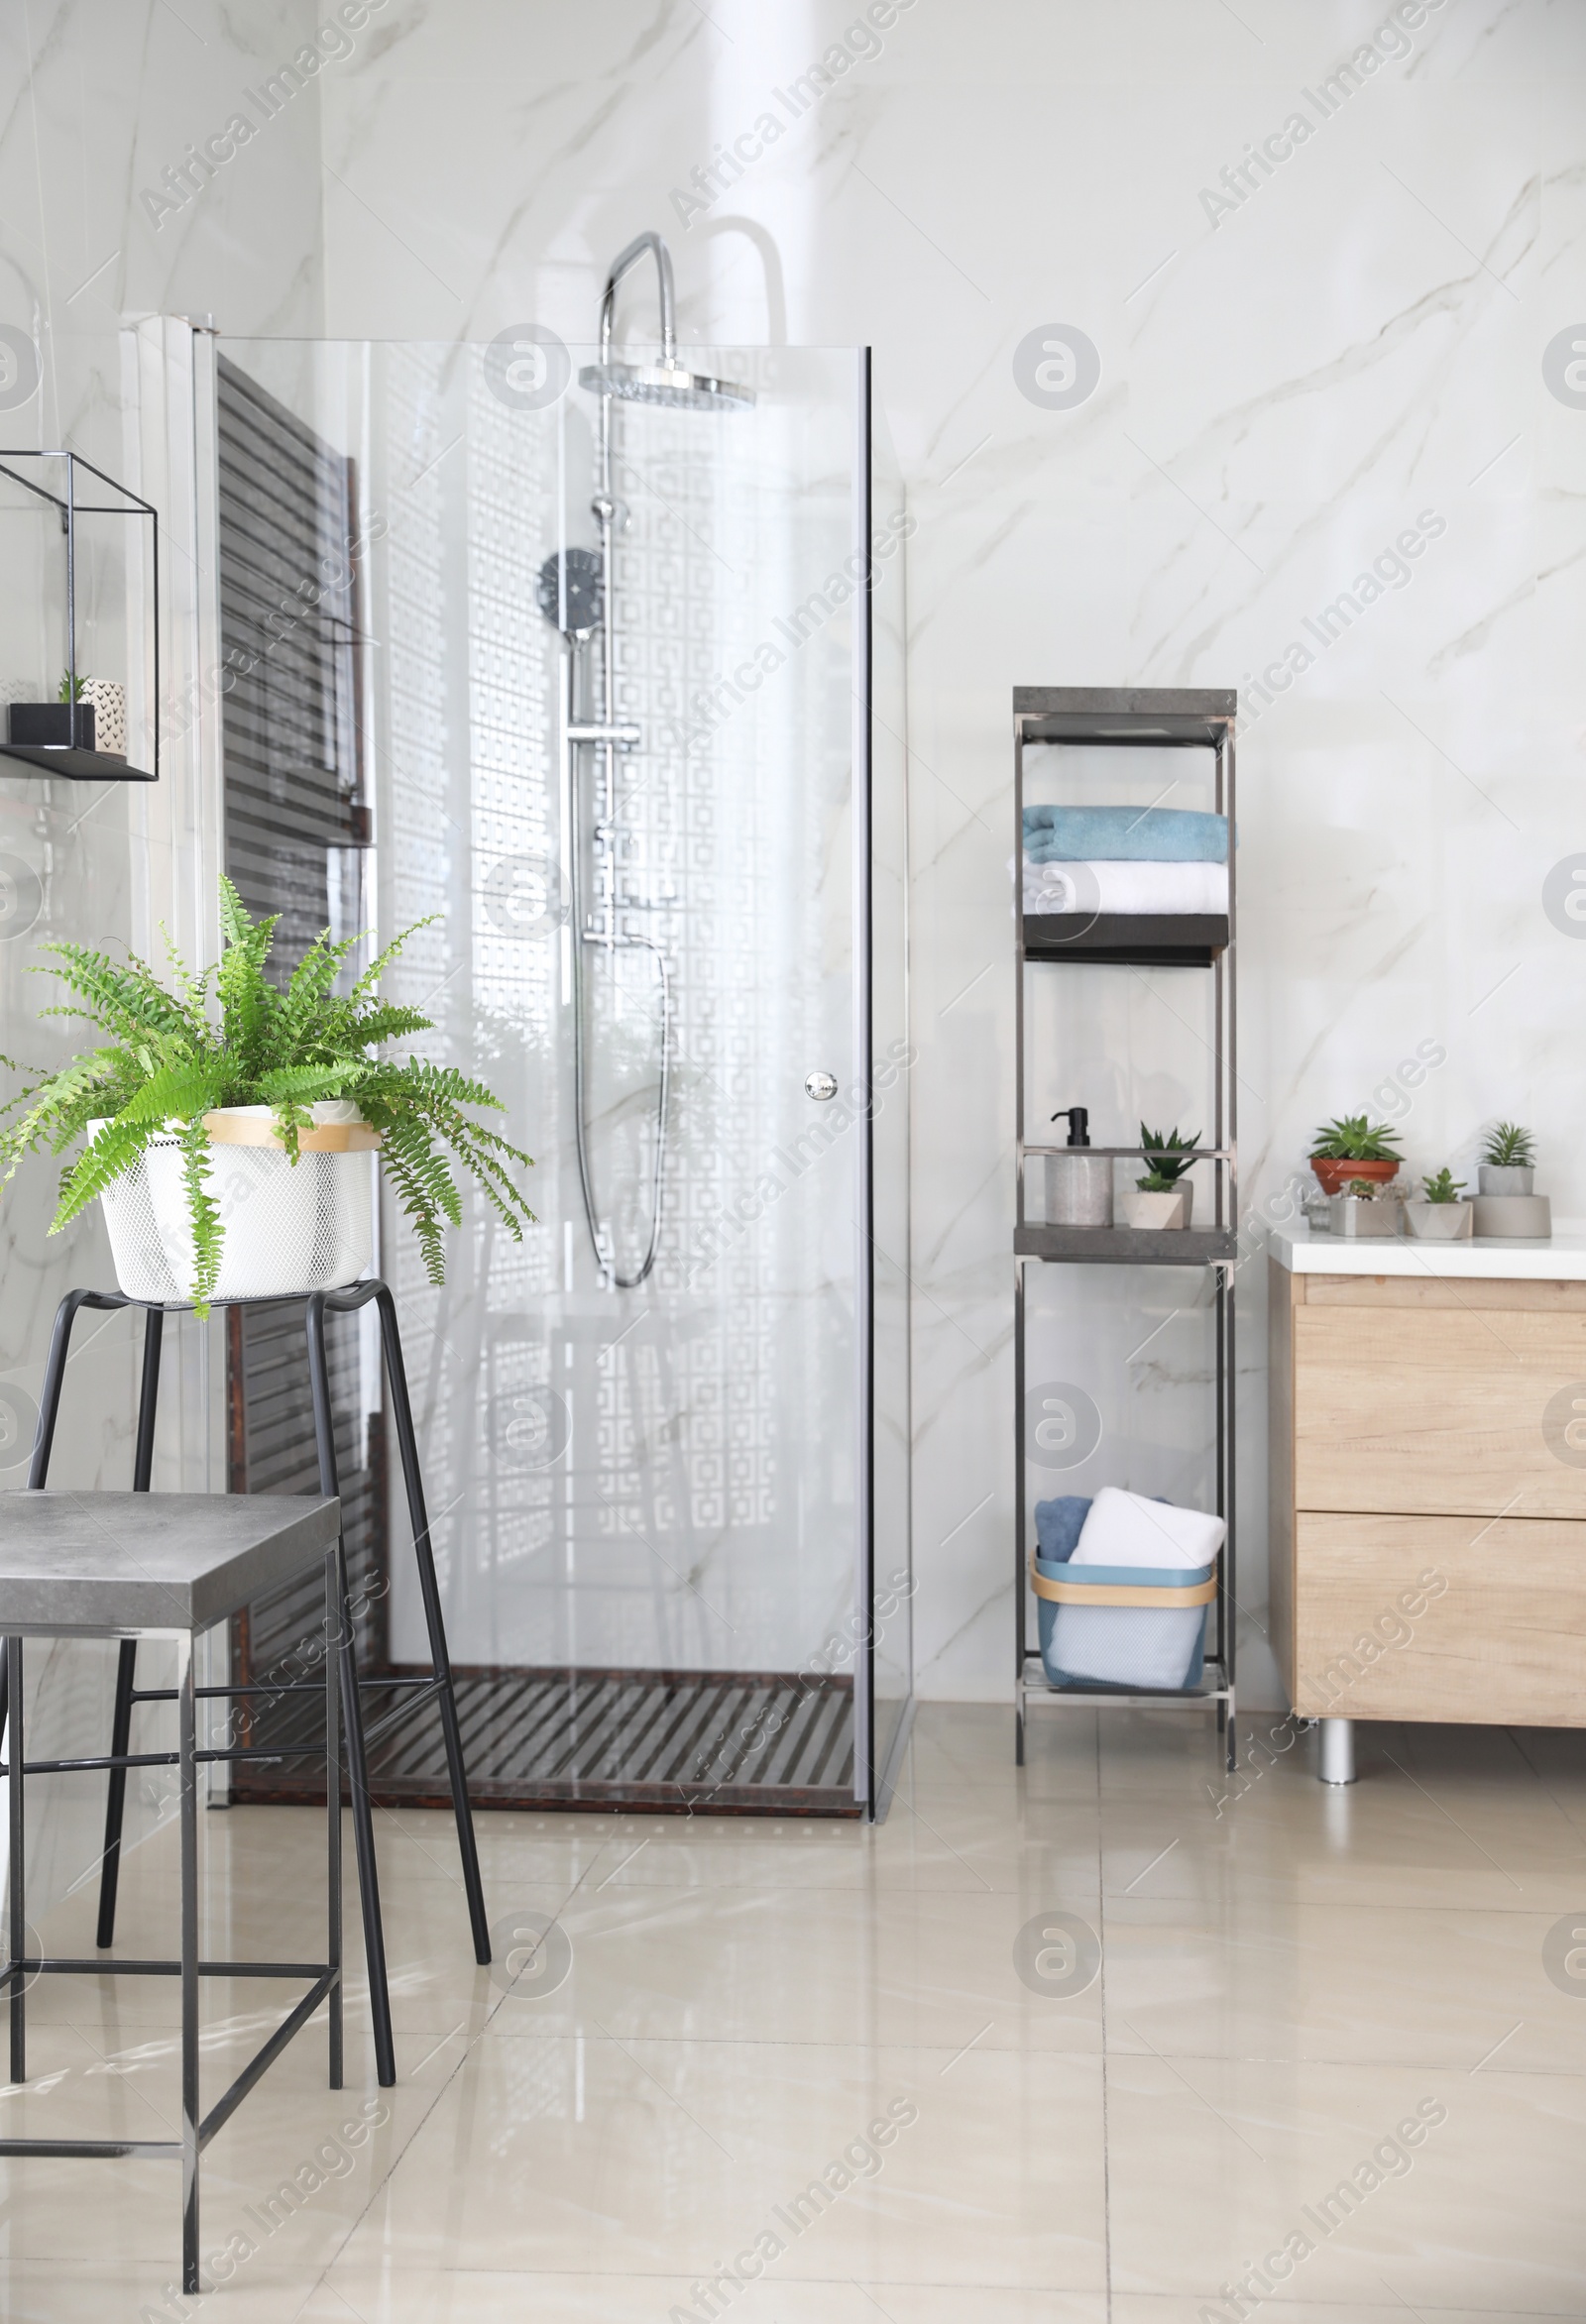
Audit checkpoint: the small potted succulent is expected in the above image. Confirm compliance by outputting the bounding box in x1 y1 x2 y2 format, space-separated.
1327 1174 1403 1239
1478 1122 1534 1195
0 876 536 1314
1119 1122 1197 1230
1472 1121 1550 1238
1404 1165 1472 1241
1308 1114 1404 1198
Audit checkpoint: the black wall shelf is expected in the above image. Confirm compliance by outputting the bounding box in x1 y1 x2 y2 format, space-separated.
0 449 160 785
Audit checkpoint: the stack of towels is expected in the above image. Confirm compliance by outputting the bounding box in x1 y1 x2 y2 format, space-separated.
1034 1485 1225 1691
1022 805 1230 919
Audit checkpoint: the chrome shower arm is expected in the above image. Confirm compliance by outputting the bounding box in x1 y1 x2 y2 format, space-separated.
599 232 677 367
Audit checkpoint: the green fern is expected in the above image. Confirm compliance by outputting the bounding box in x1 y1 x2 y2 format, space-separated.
0 876 535 1314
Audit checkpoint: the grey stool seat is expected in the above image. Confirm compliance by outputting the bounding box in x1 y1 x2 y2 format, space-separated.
0 1489 346 2295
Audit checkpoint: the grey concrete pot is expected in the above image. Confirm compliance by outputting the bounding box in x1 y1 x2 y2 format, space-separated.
1404 1199 1473 1240
1478 1164 1534 1195
1326 1193 1403 1238
1471 1193 1551 1239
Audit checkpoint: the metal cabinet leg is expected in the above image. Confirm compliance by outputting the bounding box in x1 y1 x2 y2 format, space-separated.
1318 1717 1355 1785
376 1287 491 1965
6 1636 23 2087
306 1296 396 2088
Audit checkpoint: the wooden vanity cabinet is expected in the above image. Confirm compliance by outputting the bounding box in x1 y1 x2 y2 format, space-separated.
1268 1261 1586 1725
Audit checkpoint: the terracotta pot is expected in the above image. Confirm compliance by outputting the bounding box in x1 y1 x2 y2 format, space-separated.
1309 1156 1400 1198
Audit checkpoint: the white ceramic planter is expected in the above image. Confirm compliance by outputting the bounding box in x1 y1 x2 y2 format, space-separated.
1120 1184 1190 1231
1478 1164 1533 1196
91 1102 378 1303
1404 1199 1473 1241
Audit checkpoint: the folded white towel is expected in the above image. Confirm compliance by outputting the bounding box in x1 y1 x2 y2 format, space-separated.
1049 1488 1223 1691
1071 1487 1225 1570
1022 859 1229 917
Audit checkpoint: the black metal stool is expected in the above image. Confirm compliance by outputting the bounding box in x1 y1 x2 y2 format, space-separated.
11 1276 491 2087
0 1487 345 2293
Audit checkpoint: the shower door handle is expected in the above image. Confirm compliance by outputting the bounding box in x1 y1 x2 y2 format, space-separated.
804 1071 839 1101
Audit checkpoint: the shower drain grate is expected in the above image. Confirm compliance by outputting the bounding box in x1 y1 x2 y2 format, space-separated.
228 1666 859 1818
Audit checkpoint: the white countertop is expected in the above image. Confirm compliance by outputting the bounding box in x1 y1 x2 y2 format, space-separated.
1271 1223 1586 1279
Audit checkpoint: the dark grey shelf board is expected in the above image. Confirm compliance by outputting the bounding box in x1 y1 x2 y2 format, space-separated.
1016 1224 1238 1266
0 743 156 783
1014 687 1235 747
1022 911 1228 966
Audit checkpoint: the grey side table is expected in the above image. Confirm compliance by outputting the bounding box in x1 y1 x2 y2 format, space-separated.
0 1490 344 2294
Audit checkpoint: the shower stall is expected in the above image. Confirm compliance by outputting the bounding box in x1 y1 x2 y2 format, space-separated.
210 279 911 1818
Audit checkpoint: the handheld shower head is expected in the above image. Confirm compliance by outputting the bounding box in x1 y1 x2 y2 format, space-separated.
579 231 754 412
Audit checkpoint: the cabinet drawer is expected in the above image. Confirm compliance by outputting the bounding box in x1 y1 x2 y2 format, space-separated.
1292 1512 1586 1725
1294 1302 1586 1517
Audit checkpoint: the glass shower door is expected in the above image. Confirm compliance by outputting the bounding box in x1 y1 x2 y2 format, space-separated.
215 334 903 1816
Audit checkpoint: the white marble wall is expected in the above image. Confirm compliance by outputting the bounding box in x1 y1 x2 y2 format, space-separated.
8 0 1586 1728
0 0 326 1903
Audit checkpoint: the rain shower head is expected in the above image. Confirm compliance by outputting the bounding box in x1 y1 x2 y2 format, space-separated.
578 360 754 411
582 231 754 413
536 546 604 636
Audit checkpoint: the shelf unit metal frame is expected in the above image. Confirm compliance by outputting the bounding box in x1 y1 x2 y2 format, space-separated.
1013 688 1238 1773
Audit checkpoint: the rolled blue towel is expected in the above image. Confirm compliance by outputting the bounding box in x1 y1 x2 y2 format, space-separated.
1034 1494 1091 1563
1023 805 1230 863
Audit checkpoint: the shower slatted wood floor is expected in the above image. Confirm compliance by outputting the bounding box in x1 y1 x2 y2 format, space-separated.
230 1667 858 1818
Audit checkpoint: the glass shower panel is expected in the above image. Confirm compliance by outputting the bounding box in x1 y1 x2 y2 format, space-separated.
218 336 884 1814
866 380 913 1802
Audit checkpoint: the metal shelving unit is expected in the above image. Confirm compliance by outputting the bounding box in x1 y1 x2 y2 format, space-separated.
1013 687 1238 1773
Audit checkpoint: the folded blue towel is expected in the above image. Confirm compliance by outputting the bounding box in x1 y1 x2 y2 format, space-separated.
1034 1495 1091 1562
1023 806 1230 864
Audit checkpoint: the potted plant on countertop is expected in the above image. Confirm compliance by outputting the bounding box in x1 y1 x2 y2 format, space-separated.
0 876 536 1314
1404 1165 1472 1241
1472 1121 1551 1238
1308 1113 1404 1198
1327 1173 1404 1239
1478 1121 1534 1195
1120 1123 1197 1230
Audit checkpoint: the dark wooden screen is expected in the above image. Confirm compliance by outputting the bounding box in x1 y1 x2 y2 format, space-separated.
217 355 386 1796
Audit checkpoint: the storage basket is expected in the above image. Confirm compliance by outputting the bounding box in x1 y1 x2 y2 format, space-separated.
90 1104 379 1304
1032 1553 1217 1693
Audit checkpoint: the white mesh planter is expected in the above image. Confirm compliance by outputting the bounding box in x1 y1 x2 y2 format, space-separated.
91 1102 378 1304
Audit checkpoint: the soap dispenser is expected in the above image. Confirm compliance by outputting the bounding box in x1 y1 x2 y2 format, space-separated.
1046 1107 1113 1228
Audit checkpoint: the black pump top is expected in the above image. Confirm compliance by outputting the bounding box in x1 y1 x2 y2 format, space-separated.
1051 1106 1089 1147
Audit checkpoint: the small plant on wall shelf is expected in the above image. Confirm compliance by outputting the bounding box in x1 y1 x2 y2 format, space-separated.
1420 1166 1466 1204
1138 1123 1198 1192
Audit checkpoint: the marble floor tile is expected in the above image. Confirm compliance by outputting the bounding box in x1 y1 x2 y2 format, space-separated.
9 1707 1581 2315
328 2035 1109 2288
